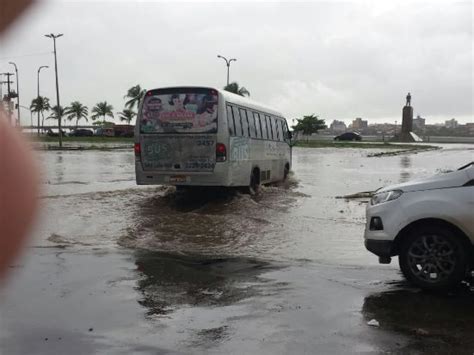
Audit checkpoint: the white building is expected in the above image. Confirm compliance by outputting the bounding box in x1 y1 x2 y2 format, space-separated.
329 120 347 133
445 118 458 129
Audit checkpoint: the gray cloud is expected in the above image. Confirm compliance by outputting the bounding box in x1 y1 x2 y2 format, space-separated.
0 0 472 125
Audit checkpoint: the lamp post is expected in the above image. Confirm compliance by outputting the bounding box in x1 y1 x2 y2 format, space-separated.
45 33 63 147
36 65 49 136
217 55 237 86
8 62 20 126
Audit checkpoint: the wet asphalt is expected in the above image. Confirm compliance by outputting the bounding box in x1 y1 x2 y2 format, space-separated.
1 144 473 354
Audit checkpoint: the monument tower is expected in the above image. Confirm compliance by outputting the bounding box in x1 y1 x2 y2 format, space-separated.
395 92 422 142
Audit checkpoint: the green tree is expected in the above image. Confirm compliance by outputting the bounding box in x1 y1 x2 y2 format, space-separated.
91 101 114 123
124 85 146 110
30 96 51 131
292 114 326 139
48 105 66 121
65 101 89 128
118 109 136 124
223 82 250 97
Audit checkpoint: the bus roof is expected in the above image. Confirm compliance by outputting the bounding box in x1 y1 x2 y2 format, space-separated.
145 86 286 119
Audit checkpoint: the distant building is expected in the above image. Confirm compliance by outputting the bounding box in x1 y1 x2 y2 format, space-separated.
445 118 458 129
413 115 426 131
351 117 368 131
465 123 474 135
329 120 347 133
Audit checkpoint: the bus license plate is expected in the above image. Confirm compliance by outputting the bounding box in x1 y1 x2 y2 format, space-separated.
168 175 189 183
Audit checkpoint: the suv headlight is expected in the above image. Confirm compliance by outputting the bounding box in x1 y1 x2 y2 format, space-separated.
370 190 403 206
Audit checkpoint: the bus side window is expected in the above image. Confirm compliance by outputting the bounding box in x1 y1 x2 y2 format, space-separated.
269 116 276 141
277 119 284 141
232 106 242 136
260 114 268 139
247 110 256 138
272 117 278 141
239 108 250 138
265 115 273 140
253 112 261 139
273 118 279 141
282 119 290 141
226 105 235 136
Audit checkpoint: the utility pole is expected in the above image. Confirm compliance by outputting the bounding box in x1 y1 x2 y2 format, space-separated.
1 72 15 124
2 72 14 97
45 33 63 147
9 62 20 126
217 55 237 86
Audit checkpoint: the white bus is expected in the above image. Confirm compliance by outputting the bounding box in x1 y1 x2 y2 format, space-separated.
134 86 292 191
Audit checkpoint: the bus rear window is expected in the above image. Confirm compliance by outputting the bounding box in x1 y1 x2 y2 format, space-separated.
140 89 218 134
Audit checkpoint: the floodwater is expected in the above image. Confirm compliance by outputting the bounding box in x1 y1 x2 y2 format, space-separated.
1 144 473 354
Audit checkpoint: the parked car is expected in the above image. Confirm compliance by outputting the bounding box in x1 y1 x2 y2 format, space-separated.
334 132 362 141
94 127 115 137
364 162 474 290
68 129 93 137
113 124 134 137
46 129 66 137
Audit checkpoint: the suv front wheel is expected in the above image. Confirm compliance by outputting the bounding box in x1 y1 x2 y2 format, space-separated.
398 225 468 291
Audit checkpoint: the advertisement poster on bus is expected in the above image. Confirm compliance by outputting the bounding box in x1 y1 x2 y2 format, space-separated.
140 92 218 134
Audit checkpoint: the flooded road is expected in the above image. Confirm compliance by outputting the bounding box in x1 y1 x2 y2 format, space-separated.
1 145 473 354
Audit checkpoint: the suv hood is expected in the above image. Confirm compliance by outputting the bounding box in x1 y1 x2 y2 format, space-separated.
378 166 472 193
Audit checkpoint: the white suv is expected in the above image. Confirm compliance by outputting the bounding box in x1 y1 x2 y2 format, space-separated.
364 162 474 290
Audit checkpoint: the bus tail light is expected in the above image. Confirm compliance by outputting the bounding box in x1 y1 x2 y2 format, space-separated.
216 143 226 162
134 143 141 157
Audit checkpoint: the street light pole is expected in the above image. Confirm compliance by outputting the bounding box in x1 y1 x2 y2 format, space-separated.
8 62 20 126
37 65 49 136
217 55 237 86
45 33 63 147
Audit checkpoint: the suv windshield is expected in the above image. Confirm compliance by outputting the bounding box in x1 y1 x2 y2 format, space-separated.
140 88 218 134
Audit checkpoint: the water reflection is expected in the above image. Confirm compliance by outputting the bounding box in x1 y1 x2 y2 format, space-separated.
399 156 412 182
133 251 282 317
55 153 64 184
362 284 474 352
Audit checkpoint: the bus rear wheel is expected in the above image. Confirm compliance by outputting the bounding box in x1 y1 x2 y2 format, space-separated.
283 164 290 180
249 168 260 195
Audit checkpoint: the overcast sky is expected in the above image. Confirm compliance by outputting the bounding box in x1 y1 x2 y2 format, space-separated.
0 0 472 126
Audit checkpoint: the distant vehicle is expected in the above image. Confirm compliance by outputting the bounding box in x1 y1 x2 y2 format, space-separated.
95 127 115 137
134 86 292 192
69 129 93 137
334 132 362 141
46 129 66 137
113 124 134 138
364 162 474 290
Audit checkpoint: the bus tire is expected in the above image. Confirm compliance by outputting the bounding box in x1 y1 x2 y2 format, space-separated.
249 168 260 195
283 164 290 181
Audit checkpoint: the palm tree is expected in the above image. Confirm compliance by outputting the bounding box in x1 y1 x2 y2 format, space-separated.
48 105 66 121
30 96 51 131
124 85 146 110
91 101 114 123
224 82 250 97
118 109 136 124
65 101 89 128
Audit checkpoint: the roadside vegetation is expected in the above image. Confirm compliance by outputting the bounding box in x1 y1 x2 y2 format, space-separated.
30 84 146 130
33 136 133 143
294 140 440 157
294 141 434 149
